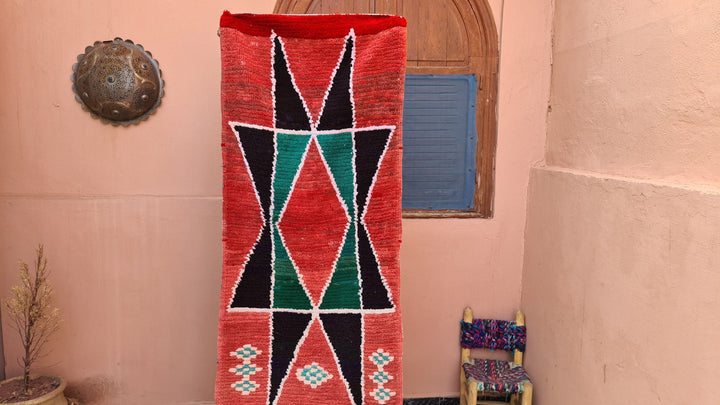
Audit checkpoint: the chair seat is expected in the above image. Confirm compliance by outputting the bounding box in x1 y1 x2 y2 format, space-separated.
463 359 531 394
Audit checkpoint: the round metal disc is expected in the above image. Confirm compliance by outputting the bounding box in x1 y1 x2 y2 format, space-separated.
72 38 164 126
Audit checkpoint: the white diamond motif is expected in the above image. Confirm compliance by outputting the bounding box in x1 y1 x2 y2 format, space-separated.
296 362 334 388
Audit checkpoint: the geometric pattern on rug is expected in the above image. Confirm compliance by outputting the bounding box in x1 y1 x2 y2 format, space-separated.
218 12 405 405
228 33 395 317
219 24 402 404
369 349 396 404
230 344 263 395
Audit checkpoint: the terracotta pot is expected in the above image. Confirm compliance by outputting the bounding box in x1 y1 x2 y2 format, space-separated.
0 376 67 405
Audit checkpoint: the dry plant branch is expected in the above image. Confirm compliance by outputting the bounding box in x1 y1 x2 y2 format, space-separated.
3 245 61 394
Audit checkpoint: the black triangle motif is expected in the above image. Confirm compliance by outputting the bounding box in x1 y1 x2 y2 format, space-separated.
358 224 393 310
234 125 275 223
230 226 273 309
273 37 311 130
354 128 392 219
317 36 354 131
319 313 363 405
269 312 313 404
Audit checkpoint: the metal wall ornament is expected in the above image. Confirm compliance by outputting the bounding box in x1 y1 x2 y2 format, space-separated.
72 38 164 126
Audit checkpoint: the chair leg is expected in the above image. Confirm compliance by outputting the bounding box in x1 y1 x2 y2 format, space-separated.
521 382 533 405
460 371 467 405
467 383 478 405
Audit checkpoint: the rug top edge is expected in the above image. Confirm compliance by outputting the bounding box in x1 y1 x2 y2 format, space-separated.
220 11 407 39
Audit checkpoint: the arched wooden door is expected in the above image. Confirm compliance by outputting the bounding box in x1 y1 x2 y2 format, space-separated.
274 0 498 217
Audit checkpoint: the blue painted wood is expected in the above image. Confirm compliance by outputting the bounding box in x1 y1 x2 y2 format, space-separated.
401 74 478 210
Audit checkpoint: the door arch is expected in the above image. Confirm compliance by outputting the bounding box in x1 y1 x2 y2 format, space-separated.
274 0 498 217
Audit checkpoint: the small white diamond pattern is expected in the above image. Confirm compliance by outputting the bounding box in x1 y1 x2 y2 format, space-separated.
230 344 262 395
369 349 396 404
296 362 334 388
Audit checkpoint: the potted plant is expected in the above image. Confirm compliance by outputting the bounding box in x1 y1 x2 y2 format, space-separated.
0 245 66 404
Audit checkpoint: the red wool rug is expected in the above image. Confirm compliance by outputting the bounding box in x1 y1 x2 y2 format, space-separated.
217 12 406 405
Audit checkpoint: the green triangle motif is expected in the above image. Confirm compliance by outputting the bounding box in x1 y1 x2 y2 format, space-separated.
319 222 361 309
272 133 311 223
316 132 355 220
272 227 312 309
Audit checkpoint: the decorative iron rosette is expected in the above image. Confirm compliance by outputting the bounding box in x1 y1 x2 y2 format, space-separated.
72 38 164 126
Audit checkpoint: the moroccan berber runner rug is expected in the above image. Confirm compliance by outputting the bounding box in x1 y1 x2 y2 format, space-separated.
216 12 406 405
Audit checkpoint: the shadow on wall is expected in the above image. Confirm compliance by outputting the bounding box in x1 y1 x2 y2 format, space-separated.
404 398 462 405
1 308 5 380
63 376 117 404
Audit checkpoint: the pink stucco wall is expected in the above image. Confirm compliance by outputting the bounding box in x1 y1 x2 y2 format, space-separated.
522 1 720 404
0 1 272 403
0 0 551 403
402 0 551 396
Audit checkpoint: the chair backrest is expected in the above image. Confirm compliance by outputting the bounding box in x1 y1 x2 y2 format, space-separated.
460 307 527 365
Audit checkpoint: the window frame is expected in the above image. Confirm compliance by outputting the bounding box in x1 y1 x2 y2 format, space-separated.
273 0 499 218
401 73 480 212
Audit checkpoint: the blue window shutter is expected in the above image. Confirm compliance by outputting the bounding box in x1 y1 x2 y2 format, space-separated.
401 74 478 210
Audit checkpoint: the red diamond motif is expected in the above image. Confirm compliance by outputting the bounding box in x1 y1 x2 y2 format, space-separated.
278 139 349 306
281 36 346 124
274 318 352 404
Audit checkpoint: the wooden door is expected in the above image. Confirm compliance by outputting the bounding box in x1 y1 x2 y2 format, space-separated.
273 0 498 217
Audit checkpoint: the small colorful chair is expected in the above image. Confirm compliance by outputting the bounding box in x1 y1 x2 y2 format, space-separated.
460 307 533 405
